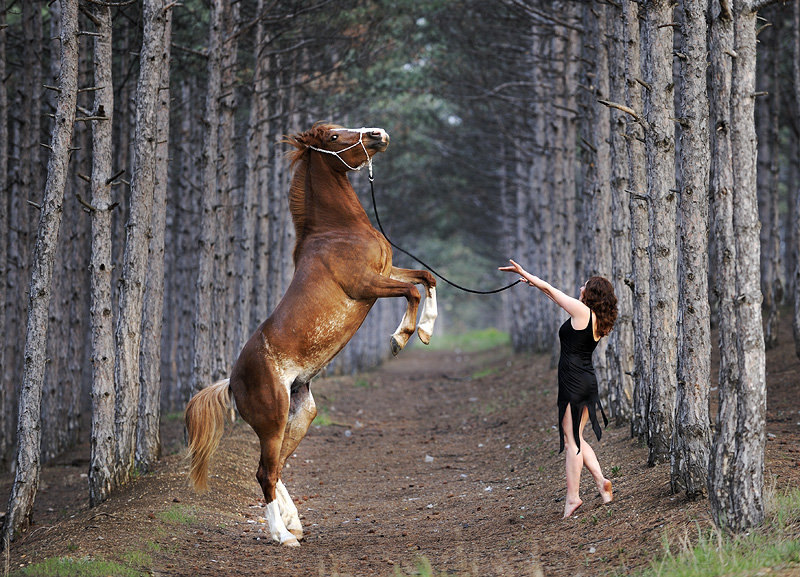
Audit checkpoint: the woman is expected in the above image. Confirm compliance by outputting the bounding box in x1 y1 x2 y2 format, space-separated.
499 259 617 518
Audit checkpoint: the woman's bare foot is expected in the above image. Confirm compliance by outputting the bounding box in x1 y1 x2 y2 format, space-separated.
563 498 582 518
599 479 613 504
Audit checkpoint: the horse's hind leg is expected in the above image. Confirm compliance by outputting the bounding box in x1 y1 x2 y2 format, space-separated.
276 380 317 540
255 430 300 547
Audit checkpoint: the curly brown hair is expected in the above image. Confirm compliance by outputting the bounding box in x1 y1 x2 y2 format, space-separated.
581 277 618 338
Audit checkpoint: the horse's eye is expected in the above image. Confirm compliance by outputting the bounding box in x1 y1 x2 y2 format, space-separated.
331 134 338 141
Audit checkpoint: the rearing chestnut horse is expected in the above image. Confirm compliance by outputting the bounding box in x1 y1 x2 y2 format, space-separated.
185 124 437 547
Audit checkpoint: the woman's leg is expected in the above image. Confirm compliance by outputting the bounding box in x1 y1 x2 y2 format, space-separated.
577 407 613 503
562 404 583 517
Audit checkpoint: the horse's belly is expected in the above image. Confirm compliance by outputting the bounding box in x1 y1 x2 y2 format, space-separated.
269 297 372 381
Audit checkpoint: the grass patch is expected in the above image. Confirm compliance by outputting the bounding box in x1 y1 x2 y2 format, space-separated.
628 487 800 577
313 405 333 426
471 367 500 379
156 504 196 525
426 328 510 353
13 557 147 577
120 549 152 568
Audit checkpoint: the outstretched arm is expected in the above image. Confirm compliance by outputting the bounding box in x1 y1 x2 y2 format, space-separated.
499 259 589 321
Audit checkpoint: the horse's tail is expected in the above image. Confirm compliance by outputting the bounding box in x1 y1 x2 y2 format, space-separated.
185 379 234 492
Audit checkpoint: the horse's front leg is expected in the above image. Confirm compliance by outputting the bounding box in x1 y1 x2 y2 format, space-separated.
348 275 421 355
390 267 438 345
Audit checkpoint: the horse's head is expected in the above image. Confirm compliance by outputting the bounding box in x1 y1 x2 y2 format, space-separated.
286 123 390 173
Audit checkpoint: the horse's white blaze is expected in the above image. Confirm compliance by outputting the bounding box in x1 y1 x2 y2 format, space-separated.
276 480 303 536
418 287 437 342
266 499 298 546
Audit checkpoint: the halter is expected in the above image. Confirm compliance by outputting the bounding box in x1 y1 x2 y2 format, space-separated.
307 127 378 177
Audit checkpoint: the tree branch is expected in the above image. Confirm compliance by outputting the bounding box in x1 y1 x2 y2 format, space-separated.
597 99 641 123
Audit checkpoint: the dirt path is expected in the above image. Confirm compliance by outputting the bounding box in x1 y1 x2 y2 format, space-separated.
4 338 800 576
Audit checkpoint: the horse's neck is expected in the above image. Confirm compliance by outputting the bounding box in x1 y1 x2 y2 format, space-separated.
294 158 370 234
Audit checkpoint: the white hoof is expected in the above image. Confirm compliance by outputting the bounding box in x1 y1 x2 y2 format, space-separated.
282 535 300 547
417 328 431 345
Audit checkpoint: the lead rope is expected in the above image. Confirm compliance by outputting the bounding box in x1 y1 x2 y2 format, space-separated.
308 130 521 294
367 166 521 295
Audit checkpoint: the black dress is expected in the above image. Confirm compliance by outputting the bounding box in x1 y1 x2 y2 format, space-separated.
557 310 608 454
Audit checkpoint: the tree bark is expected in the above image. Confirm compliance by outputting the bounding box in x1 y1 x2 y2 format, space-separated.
87 1 116 507
708 0 740 529
236 0 269 353
581 1 614 411
609 0 635 424
642 0 677 466
136 5 173 473
671 0 711 497
0 0 8 470
727 0 766 531
1 0 79 542
793 0 800 359
192 0 224 394
624 0 652 440
114 0 166 485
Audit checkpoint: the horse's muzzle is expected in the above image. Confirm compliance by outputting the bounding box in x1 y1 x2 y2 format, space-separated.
365 129 390 151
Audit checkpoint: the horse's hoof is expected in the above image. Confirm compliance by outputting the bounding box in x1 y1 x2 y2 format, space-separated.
417 328 431 345
289 528 304 541
282 536 301 547
391 336 402 356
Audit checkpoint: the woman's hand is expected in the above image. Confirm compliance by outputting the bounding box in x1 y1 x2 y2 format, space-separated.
499 259 532 285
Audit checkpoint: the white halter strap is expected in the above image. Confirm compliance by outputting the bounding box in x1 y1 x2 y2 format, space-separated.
307 127 378 177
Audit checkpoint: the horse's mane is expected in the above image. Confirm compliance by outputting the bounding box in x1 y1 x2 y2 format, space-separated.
283 123 343 260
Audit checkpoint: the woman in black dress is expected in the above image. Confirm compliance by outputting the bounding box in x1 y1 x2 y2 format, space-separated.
500 259 617 518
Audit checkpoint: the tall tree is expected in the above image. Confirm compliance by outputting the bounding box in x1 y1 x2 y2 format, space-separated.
581 1 614 408
793 0 800 360
726 0 766 531
136 5 173 472
191 0 224 394
608 0 635 424
624 0 652 440
212 0 239 381
114 0 167 485
708 0 740 529
1 0 79 542
641 0 677 466
87 0 116 506
237 0 269 352
671 0 711 498
0 0 8 469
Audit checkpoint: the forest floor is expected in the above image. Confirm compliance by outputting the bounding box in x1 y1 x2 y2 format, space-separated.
3 324 800 577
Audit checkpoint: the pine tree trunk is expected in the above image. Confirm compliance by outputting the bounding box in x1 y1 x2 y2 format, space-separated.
624 0 650 428
727 0 766 531
136 6 172 473
212 1 239 381
114 0 166 485
582 2 614 410
609 0 635 424
793 0 800 360
88 1 116 507
0 0 9 470
1 0 79 542
4 0 44 448
235 0 269 353
670 0 711 497
708 0 740 529
642 0 677 466
763 55 782 350
192 0 224 394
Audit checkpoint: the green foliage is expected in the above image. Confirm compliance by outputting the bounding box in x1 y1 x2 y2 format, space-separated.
427 328 509 352
13 557 147 577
